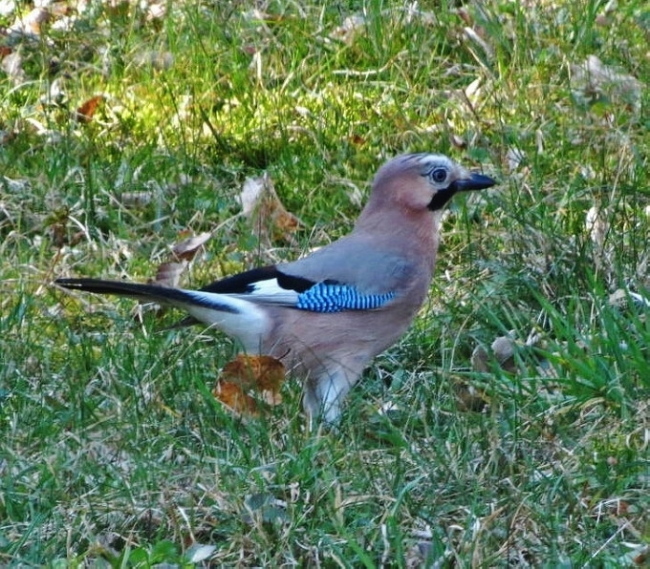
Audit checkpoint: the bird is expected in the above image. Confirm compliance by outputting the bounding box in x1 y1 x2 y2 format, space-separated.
55 153 496 424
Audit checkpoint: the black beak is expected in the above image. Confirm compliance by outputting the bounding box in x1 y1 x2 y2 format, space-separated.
427 172 497 211
451 173 497 192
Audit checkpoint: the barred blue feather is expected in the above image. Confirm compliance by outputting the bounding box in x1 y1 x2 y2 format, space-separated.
296 282 395 313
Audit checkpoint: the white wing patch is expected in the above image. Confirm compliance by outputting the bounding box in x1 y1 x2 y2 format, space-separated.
232 277 300 305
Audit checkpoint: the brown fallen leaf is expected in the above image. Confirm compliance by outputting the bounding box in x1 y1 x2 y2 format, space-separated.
1 50 25 85
463 26 494 60
172 232 211 261
633 546 650 565
147 231 213 291
449 133 467 149
145 1 167 22
151 261 187 289
221 354 285 392
608 288 650 311
471 336 517 373
239 173 302 247
50 2 70 18
0 129 17 146
9 6 50 36
214 381 259 415
74 95 104 123
570 55 642 112
454 379 489 412
491 336 517 373
215 355 285 414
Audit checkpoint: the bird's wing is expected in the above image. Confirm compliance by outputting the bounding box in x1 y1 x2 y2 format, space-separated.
201 261 400 313
278 235 417 298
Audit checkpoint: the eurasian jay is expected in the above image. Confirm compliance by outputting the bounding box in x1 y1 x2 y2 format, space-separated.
55 153 496 423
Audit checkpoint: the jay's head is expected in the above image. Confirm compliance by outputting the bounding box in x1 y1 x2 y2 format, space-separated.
371 153 496 213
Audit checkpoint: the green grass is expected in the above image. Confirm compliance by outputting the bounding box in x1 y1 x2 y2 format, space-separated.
1 0 649 566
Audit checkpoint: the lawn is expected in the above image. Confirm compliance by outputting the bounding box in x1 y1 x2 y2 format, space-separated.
1 0 648 566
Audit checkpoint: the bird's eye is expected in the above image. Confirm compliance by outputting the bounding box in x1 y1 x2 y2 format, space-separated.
430 168 447 183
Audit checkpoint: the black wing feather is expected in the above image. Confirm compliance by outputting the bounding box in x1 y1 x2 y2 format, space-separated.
199 265 315 294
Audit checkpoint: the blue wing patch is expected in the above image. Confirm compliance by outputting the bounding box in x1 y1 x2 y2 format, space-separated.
296 282 395 313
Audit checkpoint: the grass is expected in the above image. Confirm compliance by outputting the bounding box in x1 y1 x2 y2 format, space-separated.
1 0 649 566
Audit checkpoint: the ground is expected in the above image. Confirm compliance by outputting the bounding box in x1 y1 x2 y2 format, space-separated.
1 0 648 566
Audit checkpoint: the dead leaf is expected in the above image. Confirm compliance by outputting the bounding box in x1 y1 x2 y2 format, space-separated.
449 133 467 149
49 2 70 18
172 232 211 261
45 207 72 247
151 261 187 288
40 77 67 107
457 7 474 26
401 4 436 25
0 129 17 146
215 355 285 414
128 232 213 309
0 1 16 17
185 544 217 563
221 355 284 392
214 381 258 415
609 288 650 310
633 546 650 565
471 345 489 373
506 147 526 172
238 175 265 216
145 0 167 21
585 206 608 250
74 95 104 123
241 44 258 56
1 50 25 85
238 174 302 247
454 379 489 412
463 26 494 60
570 55 642 112
9 6 49 36
472 336 517 373
1 176 30 193
491 336 517 372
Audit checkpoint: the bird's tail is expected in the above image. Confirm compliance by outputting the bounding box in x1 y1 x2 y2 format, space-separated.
55 277 251 315
54 278 270 348
55 278 200 305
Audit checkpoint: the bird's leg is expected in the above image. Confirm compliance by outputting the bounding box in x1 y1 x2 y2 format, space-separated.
303 367 353 425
